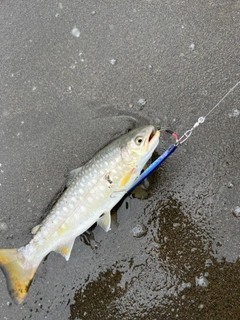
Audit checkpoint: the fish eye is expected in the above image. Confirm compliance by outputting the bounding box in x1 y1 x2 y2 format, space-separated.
135 136 143 145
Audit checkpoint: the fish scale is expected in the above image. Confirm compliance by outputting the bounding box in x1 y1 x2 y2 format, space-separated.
0 125 160 304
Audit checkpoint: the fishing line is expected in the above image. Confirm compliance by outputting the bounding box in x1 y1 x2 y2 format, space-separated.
176 79 240 145
129 79 240 193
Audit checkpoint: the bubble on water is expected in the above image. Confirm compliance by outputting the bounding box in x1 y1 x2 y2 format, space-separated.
227 182 234 188
173 223 180 228
70 64 76 69
110 59 116 65
0 222 8 231
91 10 96 15
138 98 146 106
71 27 80 38
229 109 240 117
233 109 240 116
205 258 213 267
232 206 240 218
195 275 209 287
32 86 37 91
55 13 59 17
132 224 147 238
189 43 195 50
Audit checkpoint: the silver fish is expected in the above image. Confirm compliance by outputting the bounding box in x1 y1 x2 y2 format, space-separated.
0 125 160 304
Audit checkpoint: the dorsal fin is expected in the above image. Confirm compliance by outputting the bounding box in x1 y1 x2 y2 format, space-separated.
66 167 83 187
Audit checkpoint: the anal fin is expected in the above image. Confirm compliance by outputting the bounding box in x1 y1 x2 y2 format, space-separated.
97 211 111 232
55 238 75 261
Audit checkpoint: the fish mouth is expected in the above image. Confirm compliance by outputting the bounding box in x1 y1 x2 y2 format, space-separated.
146 126 160 150
149 128 157 141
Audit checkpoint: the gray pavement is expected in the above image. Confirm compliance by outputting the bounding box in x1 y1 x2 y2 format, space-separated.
0 1 240 319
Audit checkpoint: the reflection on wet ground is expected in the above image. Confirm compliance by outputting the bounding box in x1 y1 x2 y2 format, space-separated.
70 190 240 320
1 125 239 320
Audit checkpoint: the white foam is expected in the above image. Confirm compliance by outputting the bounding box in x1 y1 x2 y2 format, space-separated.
138 98 146 106
233 206 240 217
189 43 195 50
195 275 209 287
71 27 80 37
229 109 239 117
110 59 116 65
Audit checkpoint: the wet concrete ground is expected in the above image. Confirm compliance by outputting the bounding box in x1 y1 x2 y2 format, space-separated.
0 1 240 319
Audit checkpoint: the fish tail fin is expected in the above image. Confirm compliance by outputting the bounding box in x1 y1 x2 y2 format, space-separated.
0 248 38 304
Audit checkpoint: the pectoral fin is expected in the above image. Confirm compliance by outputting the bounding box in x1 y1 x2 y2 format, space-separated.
97 211 111 232
55 238 75 261
66 167 83 187
119 168 136 188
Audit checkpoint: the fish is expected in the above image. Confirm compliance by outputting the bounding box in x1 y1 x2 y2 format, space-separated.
0 125 160 304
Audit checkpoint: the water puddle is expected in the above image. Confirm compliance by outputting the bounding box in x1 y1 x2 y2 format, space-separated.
1 108 239 320
69 182 240 320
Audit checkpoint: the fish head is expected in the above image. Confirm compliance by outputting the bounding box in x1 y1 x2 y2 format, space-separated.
120 125 160 167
